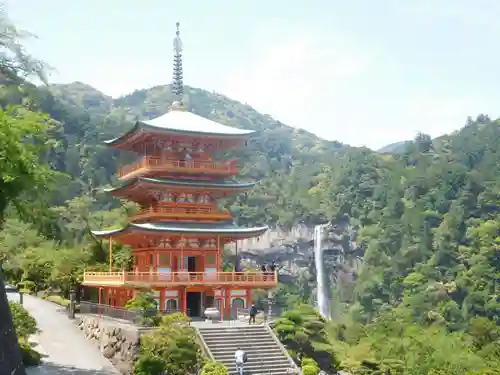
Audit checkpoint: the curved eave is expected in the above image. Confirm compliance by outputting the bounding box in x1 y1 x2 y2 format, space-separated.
103 114 256 146
91 221 268 238
104 177 256 194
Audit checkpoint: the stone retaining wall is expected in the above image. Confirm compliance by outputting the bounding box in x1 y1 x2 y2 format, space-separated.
77 315 151 374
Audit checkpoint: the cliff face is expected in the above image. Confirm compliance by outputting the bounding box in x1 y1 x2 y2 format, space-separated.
233 216 363 296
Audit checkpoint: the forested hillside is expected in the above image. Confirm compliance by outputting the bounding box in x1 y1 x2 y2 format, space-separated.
1 8 499 374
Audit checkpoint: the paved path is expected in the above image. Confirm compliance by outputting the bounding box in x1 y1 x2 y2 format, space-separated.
21 295 119 375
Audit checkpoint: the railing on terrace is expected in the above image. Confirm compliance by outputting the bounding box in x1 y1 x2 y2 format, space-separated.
79 301 183 326
132 205 232 221
83 271 278 286
118 157 238 177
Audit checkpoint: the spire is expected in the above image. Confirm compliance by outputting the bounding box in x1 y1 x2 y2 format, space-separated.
171 21 184 108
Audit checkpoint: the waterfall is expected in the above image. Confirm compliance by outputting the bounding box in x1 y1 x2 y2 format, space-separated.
314 223 331 320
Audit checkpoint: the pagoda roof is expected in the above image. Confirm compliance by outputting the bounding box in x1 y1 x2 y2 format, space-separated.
105 177 256 193
91 221 268 238
104 110 255 146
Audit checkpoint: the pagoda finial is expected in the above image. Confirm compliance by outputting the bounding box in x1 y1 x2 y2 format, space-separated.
171 21 184 106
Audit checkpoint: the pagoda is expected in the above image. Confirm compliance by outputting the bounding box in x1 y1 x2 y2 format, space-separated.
82 23 276 318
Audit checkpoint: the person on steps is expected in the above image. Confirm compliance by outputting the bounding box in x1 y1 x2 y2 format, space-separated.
235 347 246 375
248 303 257 324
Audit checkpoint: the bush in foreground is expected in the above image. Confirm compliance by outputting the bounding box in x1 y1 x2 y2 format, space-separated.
201 361 229 375
9 301 41 367
19 342 42 367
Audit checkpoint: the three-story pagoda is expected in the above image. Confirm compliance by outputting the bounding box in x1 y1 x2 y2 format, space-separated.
82 23 276 318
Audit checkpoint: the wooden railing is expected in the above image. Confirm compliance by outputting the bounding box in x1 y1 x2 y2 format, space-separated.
83 271 278 287
118 157 238 178
132 205 232 221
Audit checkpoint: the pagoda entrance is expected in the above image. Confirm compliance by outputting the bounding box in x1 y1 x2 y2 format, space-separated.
186 292 202 317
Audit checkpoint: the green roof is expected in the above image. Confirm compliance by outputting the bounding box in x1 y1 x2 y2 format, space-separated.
92 221 268 238
106 177 256 193
104 110 256 145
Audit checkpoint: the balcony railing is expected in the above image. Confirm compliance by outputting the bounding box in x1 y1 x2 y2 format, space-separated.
118 157 238 179
83 271 278 288
132 204 232 222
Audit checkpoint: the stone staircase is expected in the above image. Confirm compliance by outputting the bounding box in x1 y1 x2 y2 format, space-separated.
197 324 297 375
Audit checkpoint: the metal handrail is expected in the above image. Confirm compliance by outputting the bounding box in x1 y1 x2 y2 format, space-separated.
79 301 181 324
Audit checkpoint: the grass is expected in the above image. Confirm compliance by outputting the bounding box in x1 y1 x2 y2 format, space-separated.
43 295 70 307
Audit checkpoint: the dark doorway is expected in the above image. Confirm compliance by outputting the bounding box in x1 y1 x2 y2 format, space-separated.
186 292 201 317
205 295 215 309
187 256 196 272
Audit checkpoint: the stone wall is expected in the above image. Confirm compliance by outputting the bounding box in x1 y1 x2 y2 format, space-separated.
77 315 151 374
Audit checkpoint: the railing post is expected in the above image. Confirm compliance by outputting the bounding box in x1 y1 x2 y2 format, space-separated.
68 289 76 319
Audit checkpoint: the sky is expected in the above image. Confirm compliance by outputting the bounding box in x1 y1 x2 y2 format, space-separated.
5 0 500 149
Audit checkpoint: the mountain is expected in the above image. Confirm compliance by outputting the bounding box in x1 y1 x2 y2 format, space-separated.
44 82 348 228
376 140 411 153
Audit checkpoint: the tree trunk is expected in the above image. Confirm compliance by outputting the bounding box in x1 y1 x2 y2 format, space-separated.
0 263 27 375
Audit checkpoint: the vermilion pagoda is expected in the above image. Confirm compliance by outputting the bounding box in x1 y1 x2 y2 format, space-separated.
82 23 276 318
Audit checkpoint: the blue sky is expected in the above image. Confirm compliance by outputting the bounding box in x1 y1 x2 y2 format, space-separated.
6 0 500 149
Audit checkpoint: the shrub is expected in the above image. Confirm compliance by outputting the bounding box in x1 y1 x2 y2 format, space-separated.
44 295 70 307
9 301 38 341
19 342 42 367
134 355 166 375
302 358 318 367
201 361 228 375
302 364 320 375
139 312 203 375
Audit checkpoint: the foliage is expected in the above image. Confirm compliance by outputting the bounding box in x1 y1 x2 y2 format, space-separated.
134 355 166 375
124 292 158 310
9 301 38 341
44 295 70 307
275 305 339 373
301 358 320 375
138 312 203 375
19 342 42 367
200 361 229 375
0 106 59 226
9 301 41 367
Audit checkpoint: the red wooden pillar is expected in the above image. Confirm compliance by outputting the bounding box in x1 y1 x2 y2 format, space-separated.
225 287 231 319
245 289 251 309
159 289 165 312
182 287 187 315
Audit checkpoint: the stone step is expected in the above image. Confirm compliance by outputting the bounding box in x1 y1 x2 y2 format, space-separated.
221 362 291 370
214 353 287 360
197 324 297 375
202 330 269 337
210 348 284 357
214 355 289 364
204 338 276 346
227 367 293 375
203 336 276 342
216 359 291 368
199 327 268 334
228 370 291 375
208 343 278 350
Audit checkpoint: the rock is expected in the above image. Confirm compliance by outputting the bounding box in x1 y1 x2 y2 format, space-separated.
76 315 146 374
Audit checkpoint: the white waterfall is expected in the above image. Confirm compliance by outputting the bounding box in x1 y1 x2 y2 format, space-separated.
314 223 331 320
